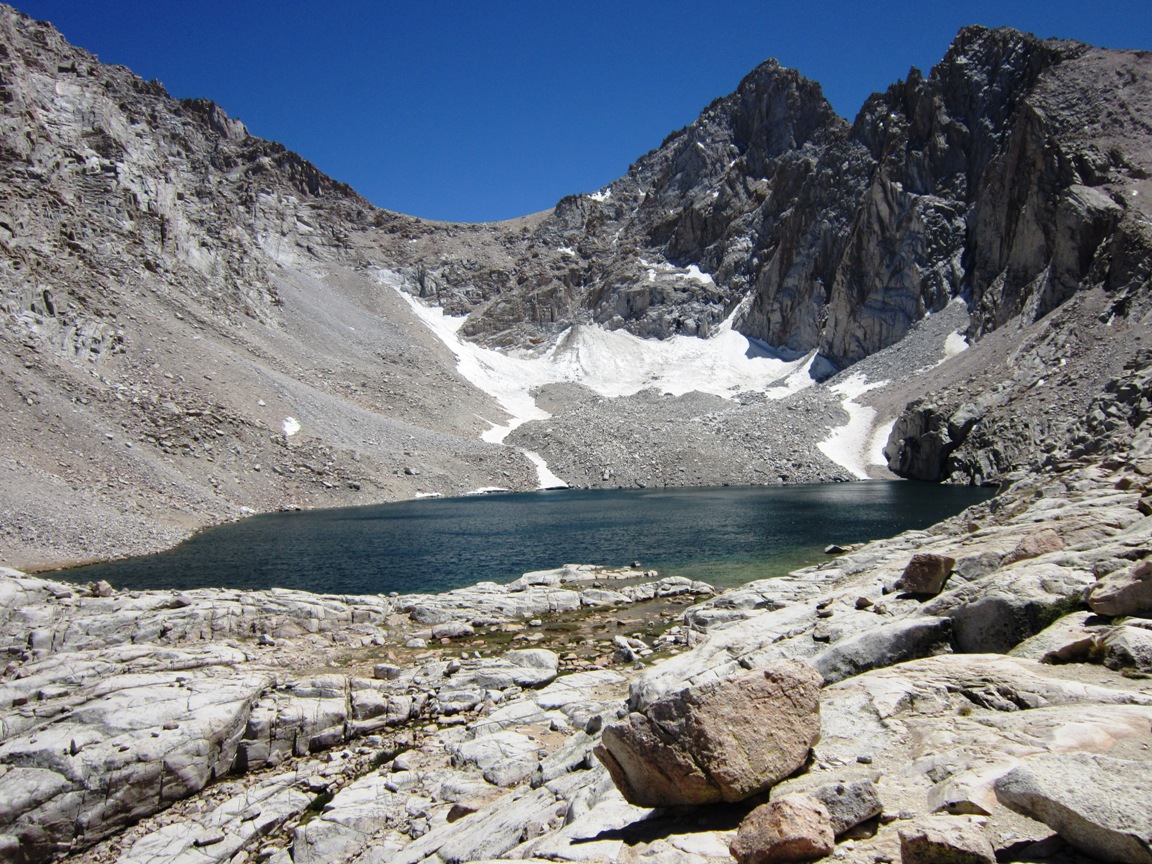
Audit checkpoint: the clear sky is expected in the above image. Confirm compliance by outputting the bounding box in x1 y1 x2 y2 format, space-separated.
11 1 1152 223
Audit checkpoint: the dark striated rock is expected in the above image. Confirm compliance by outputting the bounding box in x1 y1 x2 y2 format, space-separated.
896 554 957 596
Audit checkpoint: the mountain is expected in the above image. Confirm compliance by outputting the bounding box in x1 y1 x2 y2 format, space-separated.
0 4 1149 571
1 9 1152 864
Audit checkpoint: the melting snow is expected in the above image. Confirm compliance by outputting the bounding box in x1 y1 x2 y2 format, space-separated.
378 269 820 489
683 264 715 286
524 451 568 489
817 373 890 480
943 330 968 358
637 259 716 288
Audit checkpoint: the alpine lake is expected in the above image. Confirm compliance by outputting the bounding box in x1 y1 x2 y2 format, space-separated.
53 482 996 595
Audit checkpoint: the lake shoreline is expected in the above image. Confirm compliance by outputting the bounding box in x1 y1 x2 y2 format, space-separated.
3 452 1151 864
43 481 994 596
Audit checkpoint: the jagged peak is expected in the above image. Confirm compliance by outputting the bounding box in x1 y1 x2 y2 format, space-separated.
934 23 1087 80
734 57 828 101
179 98 249 142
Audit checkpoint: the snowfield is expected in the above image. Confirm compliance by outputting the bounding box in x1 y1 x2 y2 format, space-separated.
381 268 816 422
816 373 890 480
377 269 855 486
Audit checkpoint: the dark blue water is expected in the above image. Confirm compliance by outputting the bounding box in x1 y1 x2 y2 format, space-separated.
52 482 994 595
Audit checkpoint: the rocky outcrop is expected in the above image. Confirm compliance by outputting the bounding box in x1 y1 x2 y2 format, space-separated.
886 321 1152 487
1 435 1151 863
0 562 712 863
451 25 1151 391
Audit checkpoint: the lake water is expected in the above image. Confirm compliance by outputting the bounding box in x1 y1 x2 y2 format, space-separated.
54 482 994 595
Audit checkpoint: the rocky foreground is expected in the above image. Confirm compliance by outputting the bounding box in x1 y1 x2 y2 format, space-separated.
2 419 1152 864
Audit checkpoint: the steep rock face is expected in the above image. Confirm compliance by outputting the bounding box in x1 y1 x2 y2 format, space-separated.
881 38 1152 484
453 27 1148 381
454 60 850 347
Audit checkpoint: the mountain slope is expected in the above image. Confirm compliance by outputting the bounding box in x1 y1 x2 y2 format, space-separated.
451 27 1150 372
0 7 541 568
0 5 1149 570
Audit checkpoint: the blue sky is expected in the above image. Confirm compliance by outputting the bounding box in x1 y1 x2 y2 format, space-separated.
13 2 1152 223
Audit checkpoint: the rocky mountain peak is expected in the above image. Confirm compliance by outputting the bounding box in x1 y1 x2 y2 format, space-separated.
447 24 1143 375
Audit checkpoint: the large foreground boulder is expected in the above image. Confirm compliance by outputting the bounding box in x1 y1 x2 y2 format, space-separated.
594 660 821 807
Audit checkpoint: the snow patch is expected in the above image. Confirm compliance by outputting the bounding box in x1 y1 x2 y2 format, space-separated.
589 188 612 202
467 487 510 495
282 417 301 437
637 259 715 288
943 330 968 358
817 373 890 479
683 264 715 287
524 451 568 489
414 492 443 499
869 418 897 470
378 268 825 489
381 268 815 408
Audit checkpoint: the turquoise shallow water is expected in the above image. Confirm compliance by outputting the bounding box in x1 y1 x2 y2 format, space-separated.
52 482 995 595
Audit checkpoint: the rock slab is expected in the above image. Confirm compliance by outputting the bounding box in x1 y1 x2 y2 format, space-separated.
995 753 1152 864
